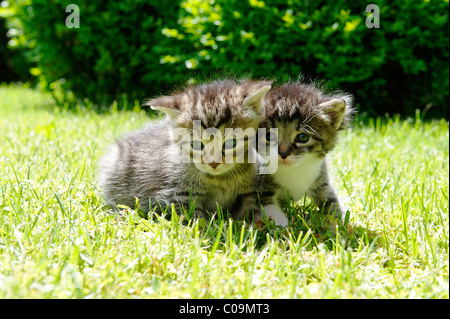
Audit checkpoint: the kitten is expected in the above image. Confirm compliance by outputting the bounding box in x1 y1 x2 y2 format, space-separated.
98 79 272 221
257 82 354 226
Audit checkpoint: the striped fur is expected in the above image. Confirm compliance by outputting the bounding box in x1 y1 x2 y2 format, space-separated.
98 79 271 221
258 82 354 224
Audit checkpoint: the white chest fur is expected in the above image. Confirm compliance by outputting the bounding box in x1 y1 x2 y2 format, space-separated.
273 154 323 202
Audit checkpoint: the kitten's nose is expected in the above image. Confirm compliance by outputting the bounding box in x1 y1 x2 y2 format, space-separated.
278 142 291 159
209 163 219 169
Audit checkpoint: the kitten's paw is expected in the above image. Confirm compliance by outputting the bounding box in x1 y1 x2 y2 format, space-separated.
234 203 261 221
324 202 348 221
262 204 289 227
254 214 265 228
337 206 350 223
192 208 209 220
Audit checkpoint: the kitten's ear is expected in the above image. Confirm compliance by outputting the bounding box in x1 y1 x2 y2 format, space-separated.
242 85 272 114
319 99 347 130
144 96 181 121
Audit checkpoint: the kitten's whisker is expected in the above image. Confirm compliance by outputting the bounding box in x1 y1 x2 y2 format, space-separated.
300 109 313 126
301 111 321 126
303 125 321 138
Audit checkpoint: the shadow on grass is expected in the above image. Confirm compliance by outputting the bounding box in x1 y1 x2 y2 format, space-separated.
248 201 383 252
104 198 382 254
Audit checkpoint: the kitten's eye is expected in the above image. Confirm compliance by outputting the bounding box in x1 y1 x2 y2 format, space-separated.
266 132 277 143
224 138 237 150
296 133 309 144
192 141 204 150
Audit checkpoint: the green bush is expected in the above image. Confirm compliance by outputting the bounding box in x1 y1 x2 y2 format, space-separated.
0 8 33 83
0 17 18 82
175 0 449 118
6 0 450 117
10 0 193 108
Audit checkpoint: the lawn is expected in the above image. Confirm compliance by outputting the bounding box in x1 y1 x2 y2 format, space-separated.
0 84 448 299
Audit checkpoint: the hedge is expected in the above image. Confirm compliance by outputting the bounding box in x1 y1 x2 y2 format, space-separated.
4 0 449 117
175 0 449 118
5 0 193 108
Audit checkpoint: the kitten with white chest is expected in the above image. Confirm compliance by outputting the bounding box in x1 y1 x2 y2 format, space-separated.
257 82 354 226
98 79 272 221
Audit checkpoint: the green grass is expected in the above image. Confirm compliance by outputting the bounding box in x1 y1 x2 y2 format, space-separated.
0 84 448 298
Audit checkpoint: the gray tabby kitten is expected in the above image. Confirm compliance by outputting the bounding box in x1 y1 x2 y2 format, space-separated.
98 79 272 221
257 82 354 226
